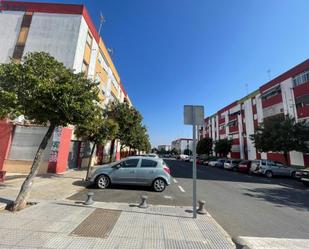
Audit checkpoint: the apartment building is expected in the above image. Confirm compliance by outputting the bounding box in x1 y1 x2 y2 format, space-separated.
0 1 131 174
158 145 172 151
171 138 193 154
200 59 309 167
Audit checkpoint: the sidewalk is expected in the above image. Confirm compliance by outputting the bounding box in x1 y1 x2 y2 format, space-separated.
0 200 235 249
0 170 87 209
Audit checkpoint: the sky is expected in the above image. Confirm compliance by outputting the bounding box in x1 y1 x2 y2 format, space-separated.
20 0 309 147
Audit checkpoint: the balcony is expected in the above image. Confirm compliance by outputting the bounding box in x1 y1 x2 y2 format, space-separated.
293 82 309 98
262 94 283 108
229 125 238 133
219 118 225 125
297 105 309 119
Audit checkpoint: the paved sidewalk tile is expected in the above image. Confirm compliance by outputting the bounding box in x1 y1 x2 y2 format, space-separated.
0 201 235 249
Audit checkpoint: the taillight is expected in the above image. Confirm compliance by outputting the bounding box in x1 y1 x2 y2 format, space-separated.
163 165 170 174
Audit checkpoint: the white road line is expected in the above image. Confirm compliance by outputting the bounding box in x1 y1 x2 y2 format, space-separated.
178 185 186 193
173 178 178 184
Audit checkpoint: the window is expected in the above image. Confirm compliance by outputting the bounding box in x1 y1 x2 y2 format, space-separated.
261 160 266 166
121 159 139 168
293 70 309 87
141 159 157 168
86 32 93 47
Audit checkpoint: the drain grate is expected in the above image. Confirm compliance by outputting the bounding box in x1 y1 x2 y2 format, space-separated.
71 208 121 238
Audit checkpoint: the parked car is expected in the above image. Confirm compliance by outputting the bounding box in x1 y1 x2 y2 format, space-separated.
188 156 202 164
238 160 252 173
179 154 190 161
224 159 241 171
250 159 296 178
295 169 309 186
144 153 159 158
215 158 227 168
204 157 218 166
89 156 171 192
208 159 217 166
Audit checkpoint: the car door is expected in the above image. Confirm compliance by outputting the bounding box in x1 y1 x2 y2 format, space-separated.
111 158 140 184
136 159 158 185
276 163 291 176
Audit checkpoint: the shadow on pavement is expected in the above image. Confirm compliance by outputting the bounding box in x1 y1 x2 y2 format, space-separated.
243 186 309 211
165 159 306 190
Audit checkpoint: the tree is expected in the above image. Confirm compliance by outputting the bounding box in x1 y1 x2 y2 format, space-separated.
184 149 192 155
105 101 151 157
105 102 142 160
170 148 179 155
0 52 99 211
196 138 213 155
75 107 118 180
250 115 309 164
214 139 232 157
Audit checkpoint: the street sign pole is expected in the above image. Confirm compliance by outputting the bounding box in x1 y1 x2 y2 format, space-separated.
192 123 197 218
184 105 204 219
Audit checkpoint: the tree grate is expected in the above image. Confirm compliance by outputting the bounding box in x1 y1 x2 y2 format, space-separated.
70 208 121 238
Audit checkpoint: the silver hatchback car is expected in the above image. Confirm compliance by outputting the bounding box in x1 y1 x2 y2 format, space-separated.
88 156 171 192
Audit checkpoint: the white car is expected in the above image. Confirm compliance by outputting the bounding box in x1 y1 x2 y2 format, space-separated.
179 154 189 161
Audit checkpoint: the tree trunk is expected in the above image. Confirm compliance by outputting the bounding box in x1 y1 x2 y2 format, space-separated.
283 151 289 165
109 139 115 163
85 143 96 180
9 123 56 212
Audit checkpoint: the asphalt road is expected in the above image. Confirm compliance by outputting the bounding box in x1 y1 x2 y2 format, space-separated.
165 159 309 240
68 158 309 240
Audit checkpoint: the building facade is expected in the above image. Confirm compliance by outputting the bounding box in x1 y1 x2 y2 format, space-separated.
158 145 171 151
200 60 309 167
0 1 132 174
171 138 193 154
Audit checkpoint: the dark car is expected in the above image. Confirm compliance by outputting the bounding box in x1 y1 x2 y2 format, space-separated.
295 169 309 186
238 160 252 173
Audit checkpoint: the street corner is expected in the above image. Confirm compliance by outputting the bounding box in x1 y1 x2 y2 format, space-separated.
233 236 309 249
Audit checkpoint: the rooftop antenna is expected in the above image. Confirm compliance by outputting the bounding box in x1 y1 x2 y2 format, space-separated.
107 48 114 56
98 11 106 36
267 69 272 81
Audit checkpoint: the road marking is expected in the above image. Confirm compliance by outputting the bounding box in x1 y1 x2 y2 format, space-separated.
164 195 173 199
173 178 178 184
178 185 185 193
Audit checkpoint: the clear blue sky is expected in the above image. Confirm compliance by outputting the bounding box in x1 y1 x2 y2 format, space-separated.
23 0 309 147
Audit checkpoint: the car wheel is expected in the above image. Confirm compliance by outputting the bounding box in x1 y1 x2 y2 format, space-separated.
265 171 273 178
96 175 110 189
291 171 296 178
153 178 166 192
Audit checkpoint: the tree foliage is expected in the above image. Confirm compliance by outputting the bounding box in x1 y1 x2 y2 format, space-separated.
184 149 192 155
105 102 151 153
214 139 232 157
0 52 100 211
250 115 309 162
196 138 213 155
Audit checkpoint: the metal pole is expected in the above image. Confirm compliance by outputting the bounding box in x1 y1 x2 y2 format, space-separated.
193 123 197 218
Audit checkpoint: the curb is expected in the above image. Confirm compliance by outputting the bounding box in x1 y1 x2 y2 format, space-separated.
232 237 251 249
205 212 236 247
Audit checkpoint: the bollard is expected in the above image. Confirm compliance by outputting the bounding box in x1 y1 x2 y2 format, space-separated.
197 200 207 215
84 192 94 205
139 195 148 208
